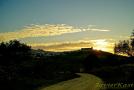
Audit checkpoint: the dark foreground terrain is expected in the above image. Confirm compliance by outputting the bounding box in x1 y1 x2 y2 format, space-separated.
0 40 134 90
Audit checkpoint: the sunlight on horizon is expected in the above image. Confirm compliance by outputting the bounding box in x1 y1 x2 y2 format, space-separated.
91 39 114 53
30 39 114 53
94 39 108 51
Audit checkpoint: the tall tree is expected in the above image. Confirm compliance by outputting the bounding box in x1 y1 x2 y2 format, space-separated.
130 30 134 50
114 30 134 56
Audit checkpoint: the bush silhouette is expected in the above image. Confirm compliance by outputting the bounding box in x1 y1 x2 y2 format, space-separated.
0 40 35 82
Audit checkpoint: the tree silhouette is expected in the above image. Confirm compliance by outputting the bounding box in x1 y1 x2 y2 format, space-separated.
130 30 134 51
114 30 134 56
0 40 35 82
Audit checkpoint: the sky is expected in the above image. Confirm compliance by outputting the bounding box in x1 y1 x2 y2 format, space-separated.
0 0 134 53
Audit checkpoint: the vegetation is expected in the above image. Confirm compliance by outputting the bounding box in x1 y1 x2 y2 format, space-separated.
0 40 81 90
0 38 134 90
114 30 134 56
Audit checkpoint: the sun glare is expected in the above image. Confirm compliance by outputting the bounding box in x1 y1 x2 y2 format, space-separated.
92 39 109 52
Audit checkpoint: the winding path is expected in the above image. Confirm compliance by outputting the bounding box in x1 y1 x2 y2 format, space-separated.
39 73 104 90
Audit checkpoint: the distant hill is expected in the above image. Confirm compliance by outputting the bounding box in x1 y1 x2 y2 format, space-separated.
33 48 134 89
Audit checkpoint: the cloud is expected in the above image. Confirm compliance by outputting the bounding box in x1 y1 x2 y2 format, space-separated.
30 39 114 53
31 40 92 52
0 24 79 41
90 29 110 32
0 24 111 42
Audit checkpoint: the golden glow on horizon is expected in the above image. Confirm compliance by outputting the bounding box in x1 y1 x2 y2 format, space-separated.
0 24 114 53
30 40 92 52
91 39 114 53
30 39 114 53
94 39 108 51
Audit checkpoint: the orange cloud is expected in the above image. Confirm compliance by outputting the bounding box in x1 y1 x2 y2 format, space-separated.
31 41 92 52
0 24 110 42
30 39 114 53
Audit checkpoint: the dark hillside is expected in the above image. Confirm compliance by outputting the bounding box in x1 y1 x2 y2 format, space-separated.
0 40 134 90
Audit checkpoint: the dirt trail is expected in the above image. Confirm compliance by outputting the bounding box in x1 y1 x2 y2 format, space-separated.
39 73 104 90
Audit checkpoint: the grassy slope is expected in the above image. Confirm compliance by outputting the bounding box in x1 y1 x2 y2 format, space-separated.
38 73 104 90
